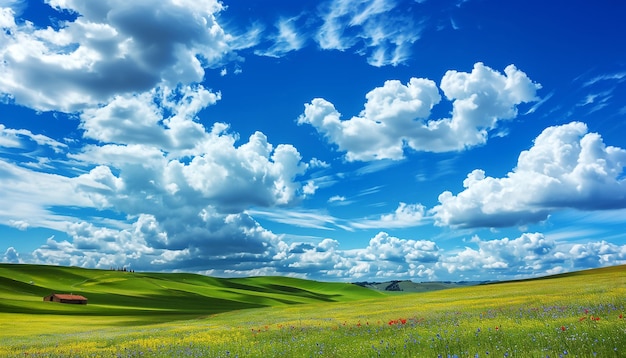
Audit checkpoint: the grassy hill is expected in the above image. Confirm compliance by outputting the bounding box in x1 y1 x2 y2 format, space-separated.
0 263 383 319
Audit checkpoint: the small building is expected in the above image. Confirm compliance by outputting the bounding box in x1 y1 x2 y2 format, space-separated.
43 293 88 305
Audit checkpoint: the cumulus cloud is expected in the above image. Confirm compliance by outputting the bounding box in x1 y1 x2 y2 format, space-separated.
79 85 222 152
9 224 626 281
0 1 322 279
356 232 440 264
439 232 626 280
298 63 540 161
0 120 311 274
276 232 440 280
433 121 626 228
276 231 626 281
0 0 229 112
441 233 556 274
3 246 20 263
69 125 309 216
27 210 287 274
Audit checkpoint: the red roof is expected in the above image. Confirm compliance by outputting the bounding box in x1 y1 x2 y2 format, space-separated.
52 294 88 301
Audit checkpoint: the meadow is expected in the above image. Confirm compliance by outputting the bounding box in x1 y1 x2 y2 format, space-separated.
0 263 625 357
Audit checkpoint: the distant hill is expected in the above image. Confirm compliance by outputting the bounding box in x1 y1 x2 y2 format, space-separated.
355 265 626 292
0 263 384 318
353 280 482 293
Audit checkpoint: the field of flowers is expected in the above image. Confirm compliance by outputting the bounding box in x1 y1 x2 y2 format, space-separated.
1 265 625 357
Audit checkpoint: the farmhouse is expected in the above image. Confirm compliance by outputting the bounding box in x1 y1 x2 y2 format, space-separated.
43 293 88 305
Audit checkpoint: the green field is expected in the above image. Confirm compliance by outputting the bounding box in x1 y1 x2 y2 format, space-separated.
1 263 625 357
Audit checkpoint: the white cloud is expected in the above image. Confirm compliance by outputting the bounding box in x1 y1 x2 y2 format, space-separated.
351 202 425 229
247 208 341 231
583 71 626 87
439 232 626 280
0 0 23 9
309 158 330 168
79 92 170 146
302 180 318 195
0 124 67 153
8 219 29 230
282 238 346 274
316 0 422 66
433 121 626 228
344 233 441 280
9 224 626 282
328 195 345 203
3 246 20 263
356 232 440 263
0 159 96 230
299 63 540 161
0 0 229 112
1 117 311 272
27 209 287 274
249 202 427 231
80 85 222 153
69 126 309 215
277 232 440 280
568 240 626 267
0 0 314 278
298 77 440 161
255 16 306 58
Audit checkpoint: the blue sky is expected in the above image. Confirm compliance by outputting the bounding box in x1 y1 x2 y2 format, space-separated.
1 0 625 282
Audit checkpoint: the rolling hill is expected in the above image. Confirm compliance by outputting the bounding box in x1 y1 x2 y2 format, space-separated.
0 263 384 318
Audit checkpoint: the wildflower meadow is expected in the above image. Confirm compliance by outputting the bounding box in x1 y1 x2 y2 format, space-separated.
0 264 624 357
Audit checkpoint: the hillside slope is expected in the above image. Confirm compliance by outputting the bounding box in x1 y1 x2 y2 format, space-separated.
0 264 384 317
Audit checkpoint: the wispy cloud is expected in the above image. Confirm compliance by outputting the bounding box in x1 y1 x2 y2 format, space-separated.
0 0 27 15
247 208 340 230
254 15 307 58
315 0 423 66
583 71 626 87
0 124 68 153
350 202 426 229
355 159 402 175
415 157 458 182
357 185 385 196
524 91 554 115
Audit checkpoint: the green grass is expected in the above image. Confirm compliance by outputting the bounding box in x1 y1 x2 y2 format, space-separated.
1 264 625 357
0 263 383 321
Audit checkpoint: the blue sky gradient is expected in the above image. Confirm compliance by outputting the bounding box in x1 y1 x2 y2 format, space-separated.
1 0 625 281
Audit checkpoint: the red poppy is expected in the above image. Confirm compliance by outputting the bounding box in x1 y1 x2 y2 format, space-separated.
561 326 566 331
